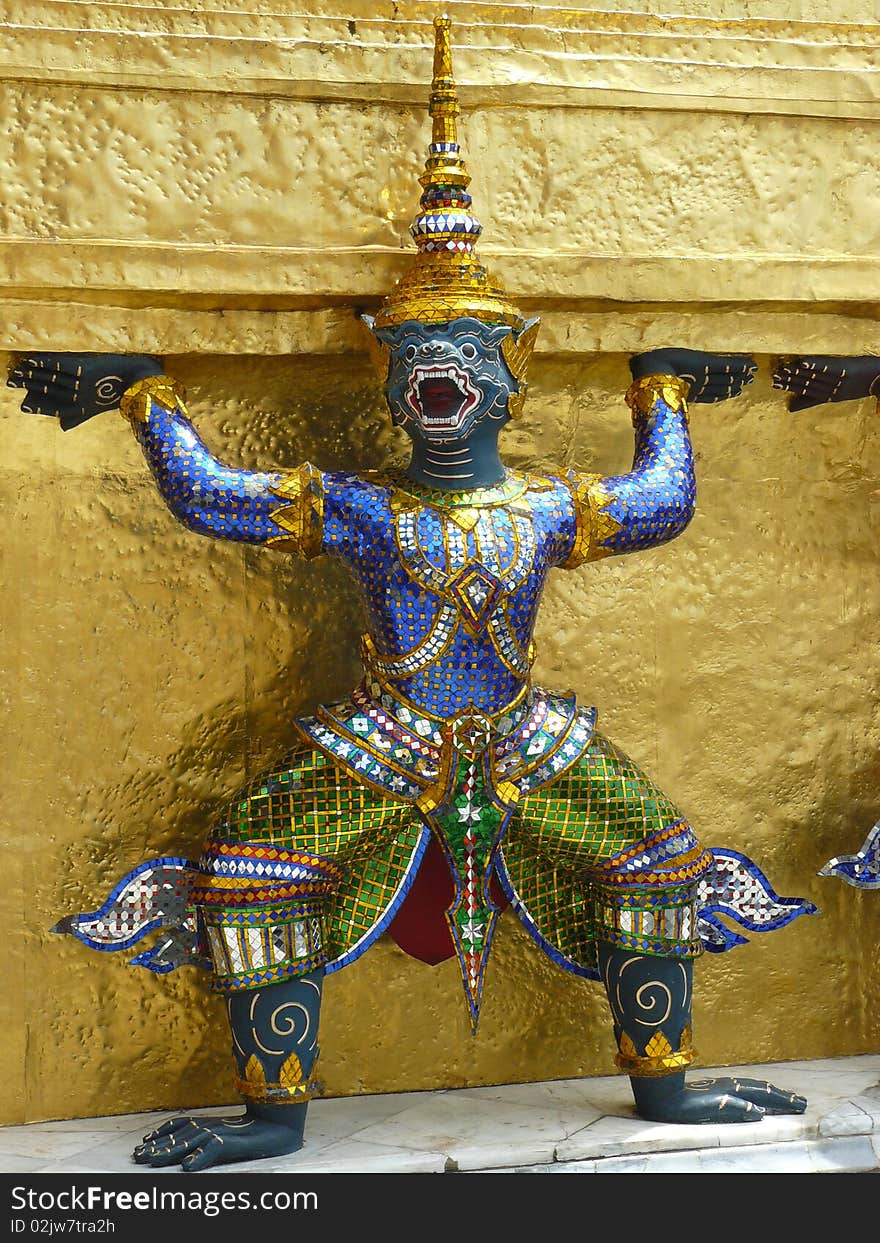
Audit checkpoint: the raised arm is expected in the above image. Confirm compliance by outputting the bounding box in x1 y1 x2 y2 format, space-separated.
562 347 756 567
772 355 880 411
8 353 323 557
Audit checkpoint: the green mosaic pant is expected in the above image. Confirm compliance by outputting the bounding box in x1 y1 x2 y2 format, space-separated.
195 730 709 989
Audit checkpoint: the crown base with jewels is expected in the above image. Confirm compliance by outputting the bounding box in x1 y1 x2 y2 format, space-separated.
375 253 523 329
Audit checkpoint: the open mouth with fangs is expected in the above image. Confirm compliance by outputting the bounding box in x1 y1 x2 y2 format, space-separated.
405 364 480 434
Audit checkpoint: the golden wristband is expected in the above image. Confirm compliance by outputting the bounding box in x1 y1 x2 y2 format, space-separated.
624 373 690 423
118 374 188 425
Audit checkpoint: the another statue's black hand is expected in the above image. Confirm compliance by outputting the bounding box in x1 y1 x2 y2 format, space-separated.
772 355 880 412
7 352 163 430
629 347 757 404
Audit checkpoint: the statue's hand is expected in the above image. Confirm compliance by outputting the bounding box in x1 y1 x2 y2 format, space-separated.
6 352 163 430
629 347 757 404
772 354 880 412
635 1075 807 1125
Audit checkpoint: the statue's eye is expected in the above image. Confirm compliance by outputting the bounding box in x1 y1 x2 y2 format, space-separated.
461 342 478 360
404 344 417 362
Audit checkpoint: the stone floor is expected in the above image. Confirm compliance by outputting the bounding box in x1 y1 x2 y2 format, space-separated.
1 1055 879 1175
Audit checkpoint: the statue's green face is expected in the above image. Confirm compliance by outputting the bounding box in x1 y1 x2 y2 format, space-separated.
374 317 519 443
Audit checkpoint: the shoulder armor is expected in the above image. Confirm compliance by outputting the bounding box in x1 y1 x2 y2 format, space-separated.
561 469 622 567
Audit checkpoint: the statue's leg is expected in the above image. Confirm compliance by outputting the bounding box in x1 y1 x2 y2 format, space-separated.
133 821 335 1170
134 969 323 1170
130 739 417 1170
227 970 322 1140
598 942 806 1123
506 734 808 1124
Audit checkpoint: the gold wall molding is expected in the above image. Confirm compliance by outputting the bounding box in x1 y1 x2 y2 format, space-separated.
2 4 878 335
4 295 880 358
1 2 879 119
3 241 880 308
2 240 880 355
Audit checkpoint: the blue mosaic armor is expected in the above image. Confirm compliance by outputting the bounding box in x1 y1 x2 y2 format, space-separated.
128 381 695 728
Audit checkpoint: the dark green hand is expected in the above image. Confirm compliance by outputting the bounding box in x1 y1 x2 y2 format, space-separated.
629 347 757 404
7 351 163 430
772 355 880 412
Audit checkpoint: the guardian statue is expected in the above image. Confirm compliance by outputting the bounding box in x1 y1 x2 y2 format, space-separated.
9 17 814 1170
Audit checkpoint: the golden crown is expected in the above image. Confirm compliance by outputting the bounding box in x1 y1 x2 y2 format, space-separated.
374 16 524 331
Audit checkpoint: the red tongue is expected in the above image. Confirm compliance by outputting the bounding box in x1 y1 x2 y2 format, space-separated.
420 378 461 417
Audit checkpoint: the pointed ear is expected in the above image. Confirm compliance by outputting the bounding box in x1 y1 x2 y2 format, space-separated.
502 317 541 388
357 311 392 381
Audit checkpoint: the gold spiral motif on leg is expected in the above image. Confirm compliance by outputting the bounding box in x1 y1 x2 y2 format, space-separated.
633 980 672 1028
270 1001 312 1045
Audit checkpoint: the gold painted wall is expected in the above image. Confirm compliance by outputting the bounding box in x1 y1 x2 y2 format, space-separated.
2 1 879 1125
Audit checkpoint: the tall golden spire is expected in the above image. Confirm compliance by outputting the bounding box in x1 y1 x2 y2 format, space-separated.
420 15 469 192
374 15 523 330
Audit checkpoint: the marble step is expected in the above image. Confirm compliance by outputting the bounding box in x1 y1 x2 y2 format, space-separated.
1 1054 878 1176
